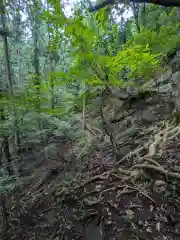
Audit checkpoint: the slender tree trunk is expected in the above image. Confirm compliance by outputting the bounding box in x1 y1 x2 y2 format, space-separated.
100 88 118 159
132 2 140 33
142 3 146 27
47 1 55 109
50 56 55 109
0 3 15 175
82 84 87 130
0 7 14 97
33 28 40 109
47 2 58 110
0 107 13 175
31 0 41 110
14 0 22 156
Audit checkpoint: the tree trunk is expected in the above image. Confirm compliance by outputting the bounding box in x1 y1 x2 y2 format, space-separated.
142 3 146 26
33 29 40 109
0 3 16 175
14 0 22 158
132 2 140 33
0 109 13 175
32 0 41 110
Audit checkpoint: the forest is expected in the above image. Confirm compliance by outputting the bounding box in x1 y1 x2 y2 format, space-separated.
1 0 180 239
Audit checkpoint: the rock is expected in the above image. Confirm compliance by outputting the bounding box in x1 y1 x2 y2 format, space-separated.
157 70 172 85
154 180 166 187
170 56 180 73
158 83 172 93
86 220 102 240
153 180 167 193
126 86 139 96
44 210 57 224
141 109 157 122
172 71 180 84
111 88 129 100
172 71 180 111
118 127 140 138
117 145 132 158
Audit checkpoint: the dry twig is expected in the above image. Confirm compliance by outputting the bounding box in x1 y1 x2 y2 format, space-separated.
128 185 156 203
75 172 110 190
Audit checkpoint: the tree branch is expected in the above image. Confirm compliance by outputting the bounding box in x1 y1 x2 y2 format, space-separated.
89 0 180 12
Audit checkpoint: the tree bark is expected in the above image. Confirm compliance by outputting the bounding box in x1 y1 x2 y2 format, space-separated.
89 0 180 12
0 109 13 175
0 3 15 175
132 2 140 33
31 0 41 110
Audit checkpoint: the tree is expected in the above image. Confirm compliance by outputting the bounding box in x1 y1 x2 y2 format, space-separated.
31 0 41 110
132 1 140 32
0 3 14 175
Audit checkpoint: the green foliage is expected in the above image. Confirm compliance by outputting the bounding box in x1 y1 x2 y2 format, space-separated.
67 35 159 90
139 5 180 31
42 2 180 98
129 23 180 59
109 44 159 83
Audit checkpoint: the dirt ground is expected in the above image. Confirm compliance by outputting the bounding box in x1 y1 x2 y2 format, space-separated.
1 119 180 240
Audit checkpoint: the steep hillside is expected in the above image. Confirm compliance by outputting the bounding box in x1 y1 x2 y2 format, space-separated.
1 53 180 240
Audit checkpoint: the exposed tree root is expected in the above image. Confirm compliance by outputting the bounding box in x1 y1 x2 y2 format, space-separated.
147 133 162 157
116 143 149 165
147 124 180 157
117 168 131 176
132 164 180 181
83 198 100 206
115 122 180 188
141 156 161 167
77 173 109 189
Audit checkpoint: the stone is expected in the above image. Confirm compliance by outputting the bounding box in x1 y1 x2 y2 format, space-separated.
157 70 172 85
141 109 157 122
154 180 166 187
117 145 132 158
153 180 167 193
171 71 180 84
126 86 139 96
170 56 180 73
86 220 102 240
158 83 172 93
171 71 180 111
